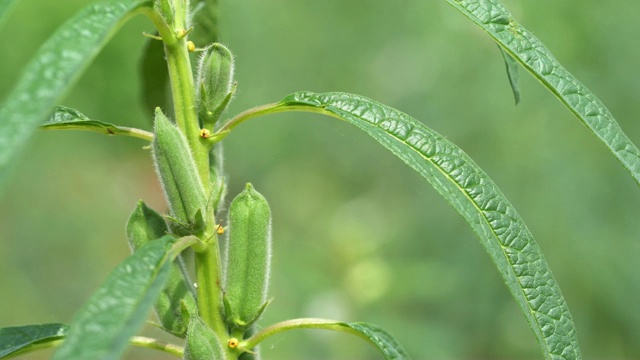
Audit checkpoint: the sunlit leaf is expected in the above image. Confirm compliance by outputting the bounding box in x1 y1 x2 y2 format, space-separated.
0 323 67 358
277 91 581 360
0 0 152 191
445 0 640 186
52 235 176 360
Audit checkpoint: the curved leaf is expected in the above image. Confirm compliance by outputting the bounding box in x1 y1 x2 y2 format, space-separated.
498 46 520 105
345 322 409 360
0 323 67 358
42 106 153 140
445 0 640 186
0 0 18 29
0 0 153 191
52 235 176 360
277 92 580 360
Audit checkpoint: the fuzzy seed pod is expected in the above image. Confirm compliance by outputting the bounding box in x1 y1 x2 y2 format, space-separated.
126 201 198 338
196 43 235 127
223 183 272 330
152 108 206 235
184 317 225 360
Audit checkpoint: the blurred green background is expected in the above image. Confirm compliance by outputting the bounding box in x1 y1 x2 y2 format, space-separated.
1 0 639 359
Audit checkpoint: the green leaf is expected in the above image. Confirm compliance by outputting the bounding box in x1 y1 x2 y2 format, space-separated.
0 323 67 358
42 106 153 140
277 92 581 360
344 322 409 360
52 235 176 360
0 0 152 191
445 0 640 186
498 45 520 105
0 0 18 29
189 0 219 46
140 36 171 117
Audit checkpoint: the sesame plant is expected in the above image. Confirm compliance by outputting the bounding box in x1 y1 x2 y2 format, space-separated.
0 0 638 359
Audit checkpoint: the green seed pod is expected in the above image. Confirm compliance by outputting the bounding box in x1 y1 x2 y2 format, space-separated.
196 43 235 127
184 316 226 360
126 201 198 338
223 183 272 330
152 108 206 235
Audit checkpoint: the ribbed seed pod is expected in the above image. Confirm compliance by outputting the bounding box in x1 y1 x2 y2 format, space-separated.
184 316 226 360
223 183 272 330
196 43 235 127
152 108 206 235
126 201 197 338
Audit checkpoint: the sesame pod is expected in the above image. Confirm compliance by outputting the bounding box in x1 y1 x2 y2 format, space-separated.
223 183 272 330
126 201 198 338
152 108 207 235
183 316 226 360
196 43 235 127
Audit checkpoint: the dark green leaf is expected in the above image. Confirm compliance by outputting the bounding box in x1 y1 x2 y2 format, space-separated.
0 0 152 191
140 36 170 118
498 45 520 105
42 106 152 140
0 0 18 29
446 0 640 186
189 0 219 47
52 235 176 360
345 322 409 360
0 323 67 358
278 91 581 360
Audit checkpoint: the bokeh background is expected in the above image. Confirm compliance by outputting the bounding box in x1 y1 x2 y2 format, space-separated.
1 0 639 359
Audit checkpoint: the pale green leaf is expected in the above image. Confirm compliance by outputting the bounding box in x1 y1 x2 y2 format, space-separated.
278 91 581 360
42 106 153 140
0 323 67 358
52 235 176 360
0 0 152 191
446 0 640 186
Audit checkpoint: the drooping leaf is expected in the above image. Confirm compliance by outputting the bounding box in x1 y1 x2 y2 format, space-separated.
445 0 640 186
52 235 176 360
42 106 153 140
139 35 170 118
498 45 520 105
277 92 581 359
0 0 18 29
0 0 152 191
0 323 67 358
344 322 409 360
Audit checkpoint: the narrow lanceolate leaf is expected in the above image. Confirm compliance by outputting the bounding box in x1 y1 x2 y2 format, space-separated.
52 235 176 360
0 0 18 29
498 46 520 105
0 323 67 358
0 0 152 191
277 92 580 360
445 0 640 186
42 106 153 140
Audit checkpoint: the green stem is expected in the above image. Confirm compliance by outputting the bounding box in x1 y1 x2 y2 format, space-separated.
241 318 364 350
194 235 227 337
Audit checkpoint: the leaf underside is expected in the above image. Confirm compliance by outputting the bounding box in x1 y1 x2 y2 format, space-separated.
278 91 581 360
0 0 151 191
445 0 640 186
498 45 520 105
52 235 176 360
0 323 67 358
42 106 129 136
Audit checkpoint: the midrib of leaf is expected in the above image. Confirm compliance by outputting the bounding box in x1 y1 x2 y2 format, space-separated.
275 92 580 360
444 0 640 186
0 0 152 192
